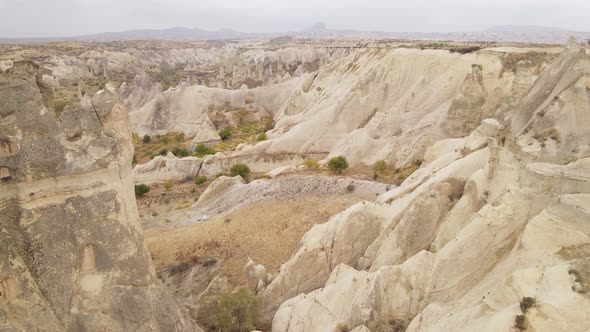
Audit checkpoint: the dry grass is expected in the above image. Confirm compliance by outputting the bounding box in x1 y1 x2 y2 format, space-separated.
132 132 192 164
145 196 357 286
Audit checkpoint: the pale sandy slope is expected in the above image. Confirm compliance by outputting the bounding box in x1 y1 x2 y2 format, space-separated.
262 40 590 332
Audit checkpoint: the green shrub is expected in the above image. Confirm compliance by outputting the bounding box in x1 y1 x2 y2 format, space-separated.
195 144 216 157
171 147 189 157
230 164 250 178
134 184 150 197
163 182 172 190
328 156 349 174
195 176 208 185
219 127 232 140
215 288 259 332
304 159 319 169
54 98 74 116
142 135 151 143
175 132 185 142
373 160 388 173
159 148 168 156
256 133 268 141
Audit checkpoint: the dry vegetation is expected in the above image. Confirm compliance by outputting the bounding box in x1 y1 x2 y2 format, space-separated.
132 132 192 164
499 51 558 77
145 196 358 285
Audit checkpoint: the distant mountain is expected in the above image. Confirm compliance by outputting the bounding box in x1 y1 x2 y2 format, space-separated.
1 24 589 44
74 26 265 41
485 25 566 33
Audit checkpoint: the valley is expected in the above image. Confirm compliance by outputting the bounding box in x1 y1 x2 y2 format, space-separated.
1 34 589 332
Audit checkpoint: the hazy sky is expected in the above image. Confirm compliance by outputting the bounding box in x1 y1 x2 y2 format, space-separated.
2 0 590 38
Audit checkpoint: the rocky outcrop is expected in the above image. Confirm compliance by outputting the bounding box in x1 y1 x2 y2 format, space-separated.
186 174 389 221
133 153 203 184
194 48 513 176
0 61 200 331
443 64 488 137
128 76 303 137
263 41 590 331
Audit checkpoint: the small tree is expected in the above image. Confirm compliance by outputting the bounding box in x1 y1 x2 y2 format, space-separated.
134 184 150 197
142 135 151 143
230 164 250 178
256 133 267 141
215 288 259 332
159 148 168 156
328 156 349 174
219 127 232 140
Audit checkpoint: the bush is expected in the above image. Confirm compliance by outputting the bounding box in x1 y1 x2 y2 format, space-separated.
304 159 319 169
159 148 168 156
175 132 185 142
328 156 349 174
373 160 387 173
195 176 207 185
256 133 268 141
194 144 215 157
134 184 150 197
160 136 170 144
219 127 232 140
163 182 172 190
171 147 189 157
230 164 250 178
54 98 74 116
142 135 151 143
215 288 259 332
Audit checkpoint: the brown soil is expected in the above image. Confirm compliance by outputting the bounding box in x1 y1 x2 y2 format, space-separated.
144 195 358 286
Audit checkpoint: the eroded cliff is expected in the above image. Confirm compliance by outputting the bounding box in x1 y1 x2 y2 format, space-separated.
0 61 199 331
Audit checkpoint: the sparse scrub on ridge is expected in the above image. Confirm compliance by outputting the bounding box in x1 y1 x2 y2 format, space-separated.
230 164 250 178
174 132 185 142
194 144 216 158
171 147 189 157
449 46 481 54
195 176 207 185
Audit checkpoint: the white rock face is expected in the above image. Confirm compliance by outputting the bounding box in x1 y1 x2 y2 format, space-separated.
193 47 514 176
265 41 590 332
132 153 203 184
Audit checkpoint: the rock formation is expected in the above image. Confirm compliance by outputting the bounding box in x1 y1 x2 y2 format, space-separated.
259 41 590 331
133 152 203 184
196 48 515 176
0 61 200 331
